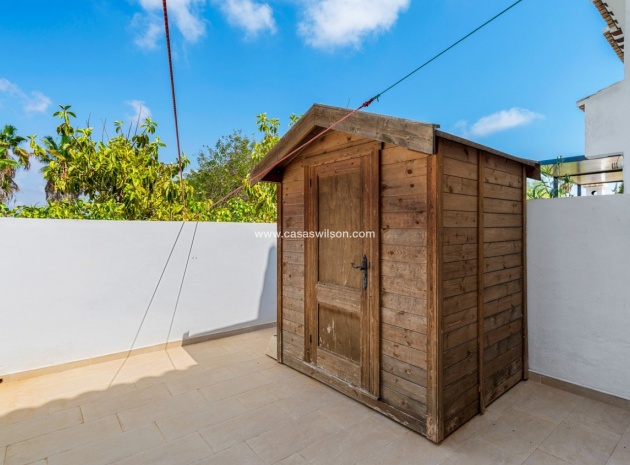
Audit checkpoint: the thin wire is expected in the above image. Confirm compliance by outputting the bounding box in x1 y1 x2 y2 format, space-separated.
108 222 185 387
166 221 199 345
209 0 524 209
370 0 524 101
162 0 187 220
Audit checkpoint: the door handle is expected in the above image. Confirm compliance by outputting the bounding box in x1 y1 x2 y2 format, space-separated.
351 255 368 290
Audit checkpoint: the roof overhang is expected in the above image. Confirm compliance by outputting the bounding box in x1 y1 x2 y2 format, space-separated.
540 154 624 185
251 104 540 182
592 0 625 62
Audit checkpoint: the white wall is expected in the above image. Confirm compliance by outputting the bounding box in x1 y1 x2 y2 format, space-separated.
527 195 630 399
0 219 277 377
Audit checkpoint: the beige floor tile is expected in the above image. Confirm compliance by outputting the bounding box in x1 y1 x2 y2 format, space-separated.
117 390 207 431
228 357 278 378
45 383 139 415
81 384 171 422
439 409 501 452
192 443 263 465
46 423 164 465
318 397 375 429
111 432 213 465
0 446 5 465
165 366 240 396
199 372 273 404
259 364 299 382
0 406 83 448
356 430 453 465
571 398 630 435
512 383 581 425
5 415 121 465
479 408 556 458
199 404 292 453
274 385 344 420
289 417 400 465
438 438 524 465
485 381 529 415
522 449 572 465
246 412 341 464
156 397 248 441
235 375 315 411
607 426 630 465
539 415 621 465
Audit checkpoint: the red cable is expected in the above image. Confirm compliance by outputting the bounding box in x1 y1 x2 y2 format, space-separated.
162 0 187 219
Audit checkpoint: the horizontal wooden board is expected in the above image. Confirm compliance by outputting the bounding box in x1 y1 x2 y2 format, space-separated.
443 193 478 212
282 296 303 312
444 322 477 351
445 384 478 420
483 167 523 188
283 308 304 325
484 266 523 287
443 275 477 298
283 341 304 360
444 157 477 180
382 275 426 299
381 158 428 181
443 369 477 405
484 305 523 333
382 307 427 333
381 195 427 213
444 400 478 436
484 183 522 202
484 292 523 318
381 145 429 165
382 211 427 229
484 319 523 348
282 251 304 266
381 386 427 417
382 261 427 280
484 253 522 273
283 215 304 230
483 329 522 364
381 292 427 317
381 371 427 404
443 210 478 228
483 359 522 405
283 239 304 253
443 291 477 316
443 175 478 197
282 270 304 289
484 213 523 228
381 228 427 247
283 192 303 206
283 318 304 336
382 244 427 264
382 323 427 351
484 280 523 303
443 141 478 164
443 306 477 333
283 202 304 217
282 285 303 302
443 244 477 263
443 339 477 369
382 339 427 369
484 345 522 379
444 352 477 386
381 176 424 197
282 330 304 349
484 227 523 243
442 228 477 246
443 259 477 281
484 152 523 177
381 354 427 386
484 241 523 258
484 198 522 215
282 180 304 196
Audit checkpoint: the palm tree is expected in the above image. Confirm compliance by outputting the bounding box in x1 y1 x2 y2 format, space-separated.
0 125 31 204
38 134 78 202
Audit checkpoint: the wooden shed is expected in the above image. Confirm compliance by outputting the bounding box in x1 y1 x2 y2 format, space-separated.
251 104 540 443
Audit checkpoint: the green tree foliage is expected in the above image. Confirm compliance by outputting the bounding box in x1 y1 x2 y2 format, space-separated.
0 106 283 222
0 125 32 203
527 157 573 199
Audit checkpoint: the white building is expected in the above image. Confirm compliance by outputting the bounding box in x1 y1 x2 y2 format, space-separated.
577 0 628 186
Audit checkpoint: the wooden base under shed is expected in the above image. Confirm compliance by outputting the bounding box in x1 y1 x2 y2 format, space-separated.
251 105 539 443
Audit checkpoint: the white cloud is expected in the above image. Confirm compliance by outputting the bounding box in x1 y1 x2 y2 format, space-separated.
457 108 544 138
0 78 51 115
126 100 152 123
298 0 410 49
217 0 276 37
132 0 206 50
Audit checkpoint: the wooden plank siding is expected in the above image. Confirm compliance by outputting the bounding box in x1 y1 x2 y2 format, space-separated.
439 139 480 434
481 151 525 407
379 143 430 428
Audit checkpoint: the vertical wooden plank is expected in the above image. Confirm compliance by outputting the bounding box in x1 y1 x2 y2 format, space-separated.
277 182 284 363
426 151 443 443
366 144 381 397
304 166 317 363
477 151 485 412
522 165 529 380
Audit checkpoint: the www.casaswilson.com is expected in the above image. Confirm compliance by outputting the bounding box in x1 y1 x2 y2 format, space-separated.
254 230 376 239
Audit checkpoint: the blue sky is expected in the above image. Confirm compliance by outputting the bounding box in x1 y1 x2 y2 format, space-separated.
1 0 624 205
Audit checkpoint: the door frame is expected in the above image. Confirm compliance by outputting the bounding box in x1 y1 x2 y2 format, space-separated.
303 143 381 398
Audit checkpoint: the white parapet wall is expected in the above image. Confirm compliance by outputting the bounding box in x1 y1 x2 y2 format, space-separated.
0 219 277 378
527 195 630 400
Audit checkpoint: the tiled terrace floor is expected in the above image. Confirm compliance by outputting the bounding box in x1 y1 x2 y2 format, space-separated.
1 327 629 465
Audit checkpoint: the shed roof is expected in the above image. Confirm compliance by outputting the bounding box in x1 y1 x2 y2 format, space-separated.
251 104 540 182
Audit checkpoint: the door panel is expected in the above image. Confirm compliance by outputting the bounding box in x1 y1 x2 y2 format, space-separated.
304 146 380 397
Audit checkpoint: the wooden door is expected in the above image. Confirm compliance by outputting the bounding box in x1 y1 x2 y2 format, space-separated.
305 146 380 397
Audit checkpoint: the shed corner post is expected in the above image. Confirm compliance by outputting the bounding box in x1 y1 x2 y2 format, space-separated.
276 181 284 364
426 149 444 443
522 165 529 380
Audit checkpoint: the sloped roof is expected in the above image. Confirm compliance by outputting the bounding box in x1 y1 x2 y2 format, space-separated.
251 104 540 182
592 0 625 61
